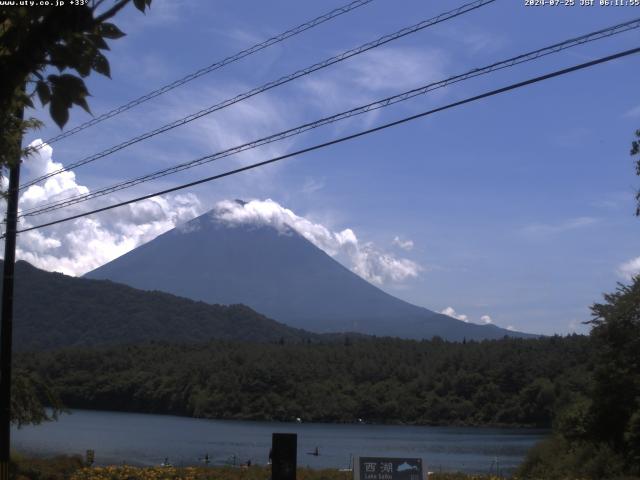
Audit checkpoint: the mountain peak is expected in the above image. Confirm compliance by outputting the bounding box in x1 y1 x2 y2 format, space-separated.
85 200 535 341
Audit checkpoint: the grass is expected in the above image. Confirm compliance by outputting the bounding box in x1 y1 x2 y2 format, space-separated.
69 466 503 480
9 455 506 480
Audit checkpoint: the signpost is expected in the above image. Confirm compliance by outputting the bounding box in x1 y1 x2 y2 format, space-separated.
272 433 297 480
354 457 424 480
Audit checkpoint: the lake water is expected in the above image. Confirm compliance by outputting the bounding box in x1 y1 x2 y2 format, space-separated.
12 409 547 474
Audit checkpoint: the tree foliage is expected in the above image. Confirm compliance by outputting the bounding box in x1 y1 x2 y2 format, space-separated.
588 276 640 473
633 128 640 216
19 335 593 428
519 275 640 479
10 368 63 427
1 0 152 425
0 0 151 168
519 126 640 479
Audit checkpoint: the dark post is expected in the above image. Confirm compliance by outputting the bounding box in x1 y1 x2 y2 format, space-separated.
271 433 297 480
0 140 22 480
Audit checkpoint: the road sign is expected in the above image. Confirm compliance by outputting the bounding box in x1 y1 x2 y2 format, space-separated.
354 457 424 480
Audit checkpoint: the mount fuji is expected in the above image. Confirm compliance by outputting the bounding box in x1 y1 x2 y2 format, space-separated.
86 200 534 341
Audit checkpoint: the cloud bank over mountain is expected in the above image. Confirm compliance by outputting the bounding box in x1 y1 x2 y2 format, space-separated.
213 199 422 285
8 140 202 276
5 142 421 287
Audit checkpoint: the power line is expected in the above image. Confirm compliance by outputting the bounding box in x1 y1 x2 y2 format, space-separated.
25 0 374 153
11 45 639 237
19 17 640 219
20 0 496 190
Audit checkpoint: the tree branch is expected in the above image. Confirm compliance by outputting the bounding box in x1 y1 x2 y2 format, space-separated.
94 0 131 24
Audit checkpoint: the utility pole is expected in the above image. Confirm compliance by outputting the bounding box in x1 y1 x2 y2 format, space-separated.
0 105 23 480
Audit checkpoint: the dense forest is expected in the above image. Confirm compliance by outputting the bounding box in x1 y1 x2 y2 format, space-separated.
19 335 592 428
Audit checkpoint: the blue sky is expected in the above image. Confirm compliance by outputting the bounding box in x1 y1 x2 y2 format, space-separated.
13 0 640 335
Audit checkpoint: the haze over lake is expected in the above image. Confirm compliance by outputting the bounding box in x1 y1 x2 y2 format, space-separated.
13 410 547 474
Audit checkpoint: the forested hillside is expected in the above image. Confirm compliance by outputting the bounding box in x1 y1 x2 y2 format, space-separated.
21 335 592 427
2 260 319 350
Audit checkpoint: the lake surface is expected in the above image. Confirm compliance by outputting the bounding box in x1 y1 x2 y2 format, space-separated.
13 410 547 474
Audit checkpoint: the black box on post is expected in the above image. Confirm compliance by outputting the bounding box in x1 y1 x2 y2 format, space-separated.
272 433 297 480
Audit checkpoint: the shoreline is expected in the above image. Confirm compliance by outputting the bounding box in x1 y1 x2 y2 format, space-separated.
41 407 553 431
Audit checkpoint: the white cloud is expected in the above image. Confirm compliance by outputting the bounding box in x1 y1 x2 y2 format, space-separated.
301 177 325 195
568 319 583 334
521 217 597 237
506 325 516 331
623 104 640 118
6 143 421 285
3 140 203 276
347 47 448 93
457 30 505 55
213 198 422 285
618 256 640 280
436 24 506 55
441 311 501 326
392 236 414 251
300 46 448 118
154 83 291 166
440 306 468 323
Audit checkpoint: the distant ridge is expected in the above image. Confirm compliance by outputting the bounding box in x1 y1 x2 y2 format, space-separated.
1 260 320 351
86 205 535 341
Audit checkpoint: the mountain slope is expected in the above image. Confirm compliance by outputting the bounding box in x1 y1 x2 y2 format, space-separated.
2 260 318 351
86 207 534 341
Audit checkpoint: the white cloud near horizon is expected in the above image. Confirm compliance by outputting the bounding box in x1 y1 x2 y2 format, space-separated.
441 309 503 327
440 306 468 323
567 318 588 334
3 140 203 276
213 198 422 285
618 256 640 280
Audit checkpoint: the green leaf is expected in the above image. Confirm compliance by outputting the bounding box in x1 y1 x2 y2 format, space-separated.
48 45 70 71
75 96 91 115
64 37 95 77
75 56 92 77
98 22 125 39
133 0 152 12
92 52 110 78
50 97 69 129
35 81 51 106
47 74 60 87
88 33 110 51
49 74 91 121
133 0 146 11
53 74 88 99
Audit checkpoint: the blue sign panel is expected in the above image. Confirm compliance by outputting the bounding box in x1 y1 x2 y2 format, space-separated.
355 457 423 480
